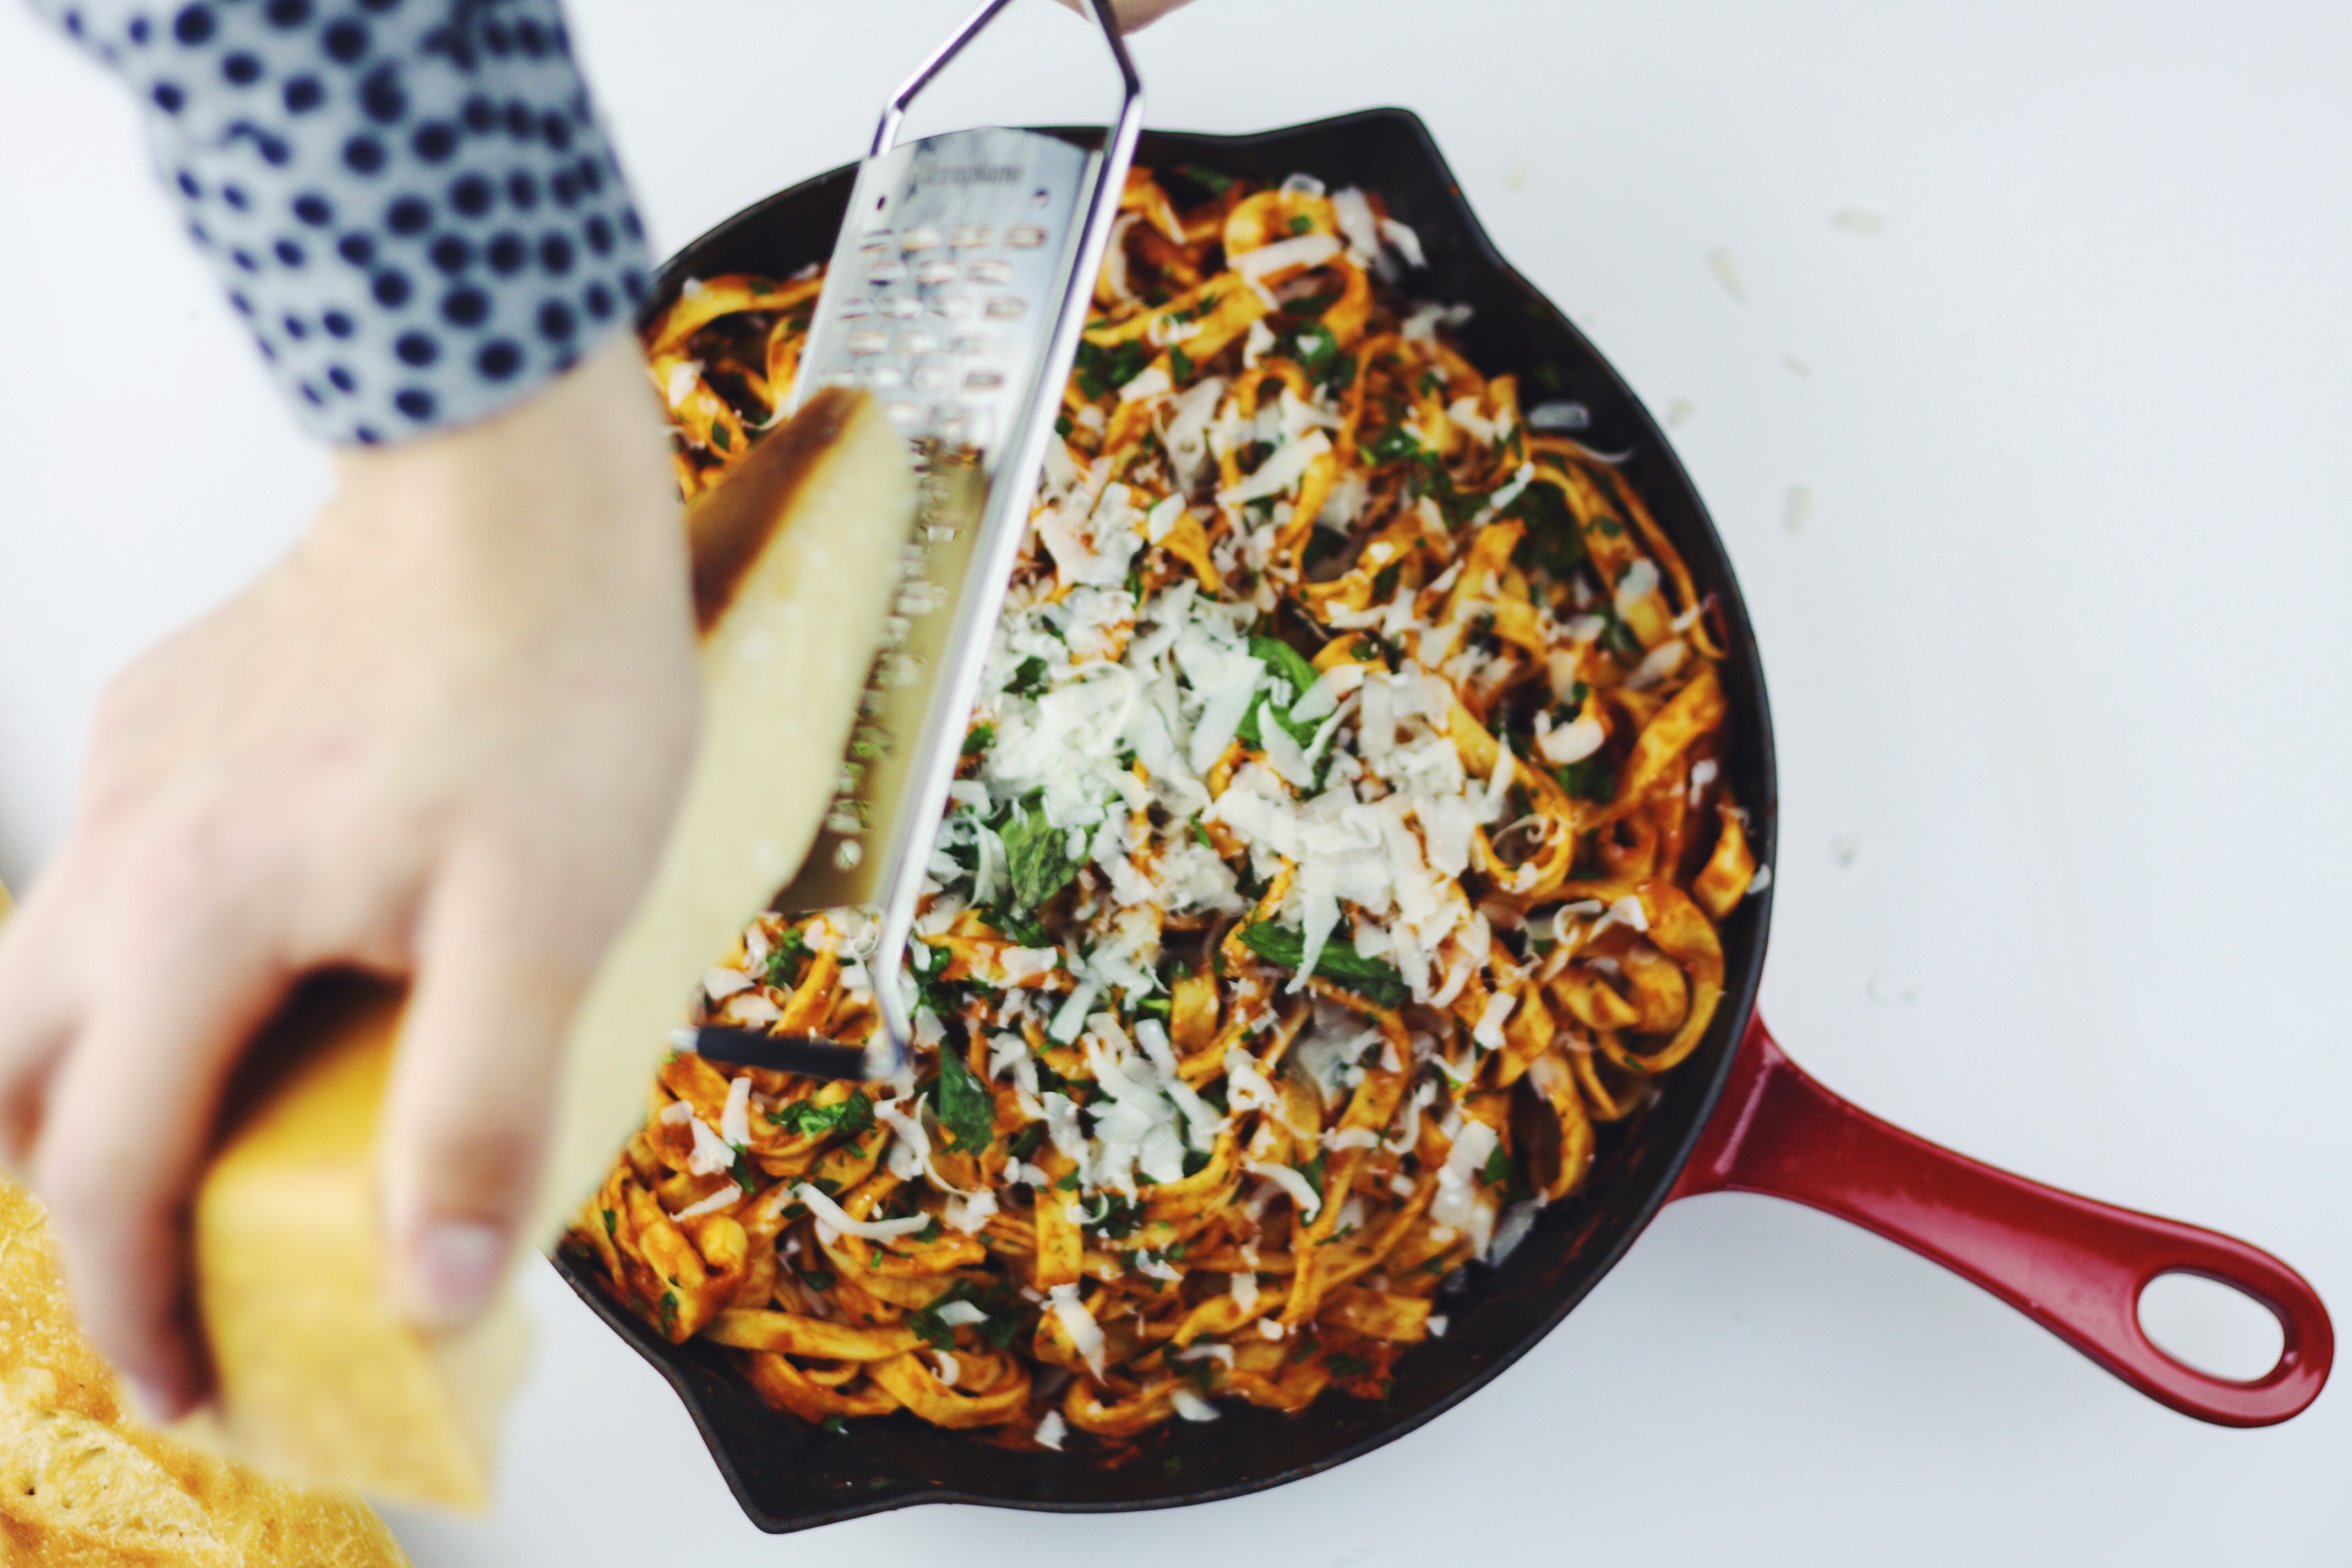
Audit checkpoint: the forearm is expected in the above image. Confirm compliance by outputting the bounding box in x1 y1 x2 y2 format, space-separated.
29 0 651 444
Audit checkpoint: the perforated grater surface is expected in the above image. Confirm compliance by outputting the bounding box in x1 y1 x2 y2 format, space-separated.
695 1 1141 1080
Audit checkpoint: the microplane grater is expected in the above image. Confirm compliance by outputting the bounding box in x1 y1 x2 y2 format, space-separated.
696 0 1142 1081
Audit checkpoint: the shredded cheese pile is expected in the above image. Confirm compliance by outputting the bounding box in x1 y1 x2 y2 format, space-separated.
574 165 1766 1444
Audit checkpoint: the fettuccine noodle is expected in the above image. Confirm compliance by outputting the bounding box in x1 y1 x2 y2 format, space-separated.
570 166 1765 1447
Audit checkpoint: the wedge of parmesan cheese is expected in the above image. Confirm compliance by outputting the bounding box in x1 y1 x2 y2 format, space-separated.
186 388 916 1509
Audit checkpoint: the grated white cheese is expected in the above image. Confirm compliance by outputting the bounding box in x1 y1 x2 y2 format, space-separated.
1233 232 1342 280
719 1075 753 1147
1614 558 1660 614
668 1182 742 1222
673 1107 736 1178
1035 1411 1068 1451
1471 991 1517 1052
1242 1158 1324 1221
1048 1283 1107 1377
1431 1120 1499 1232
1218 428 1332 507
944 1188 999 1233
1172 1389 1222 1423
1379 216 1426 268
1627 639 1687 690
1118 363 1173 405
1489 1197 1546 1264
1145 493 1186 543
1536 712 1606 765
1594 894 1650 937
936 1301 989 1327
793 1184 933 1244
1242 317 1277 368
703 966 752 1001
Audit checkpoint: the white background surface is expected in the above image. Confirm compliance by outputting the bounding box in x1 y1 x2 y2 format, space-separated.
4 2 2349 1562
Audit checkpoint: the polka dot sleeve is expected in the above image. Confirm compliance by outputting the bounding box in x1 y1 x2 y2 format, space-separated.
32 0 654 444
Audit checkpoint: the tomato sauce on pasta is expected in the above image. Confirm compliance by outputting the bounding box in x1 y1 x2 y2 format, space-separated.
569 165 1763 1447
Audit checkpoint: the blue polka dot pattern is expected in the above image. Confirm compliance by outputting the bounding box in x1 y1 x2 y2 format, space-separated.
32 0 651 444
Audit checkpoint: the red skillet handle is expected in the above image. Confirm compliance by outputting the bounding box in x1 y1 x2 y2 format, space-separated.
1668 1015 2332 1426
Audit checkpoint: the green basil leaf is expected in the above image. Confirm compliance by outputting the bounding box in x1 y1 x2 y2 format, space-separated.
1237 922 1409 1010
934 1042 996 1153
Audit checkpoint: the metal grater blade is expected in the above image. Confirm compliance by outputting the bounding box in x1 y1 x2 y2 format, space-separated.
760 2 1141 1078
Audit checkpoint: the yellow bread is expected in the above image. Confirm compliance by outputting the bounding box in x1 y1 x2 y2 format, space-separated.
184 388 915 1507
0 876 407 1568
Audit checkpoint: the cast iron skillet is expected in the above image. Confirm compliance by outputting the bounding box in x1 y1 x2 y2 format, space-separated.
554 108 2334 1533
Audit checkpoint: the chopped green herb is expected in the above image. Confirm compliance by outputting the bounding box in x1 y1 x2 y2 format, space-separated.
1482 1142 1512 1186
1180 164 1234 196
821 1414 847 1434
1284 322 1342 378
1364 424 1426 466
1054 412 1074 438
977 902 1051 947
1325 1351 1371 1378
1287 214 1315 234
601 1208 618 1238
1074 338 1153 400
1298 1152 1328 1201
1505 480 1582 576
1555 755 1617 803
1006 655 1052 698
1002 797 1082 913
767 1089 875 1137
1250 634 1321 699
961 722 995 758
1190 819 1217 851
762 927 812 987
908 1303 957 1352
1164 1455 1185 1477
801 1267 837 1292
934 1043 996 1152
1238 922 1410 1009
658 1291 679 1335
1600 611 1646 667
1169 345 1194 381
1009 1123 1048 1161
710 423 732 453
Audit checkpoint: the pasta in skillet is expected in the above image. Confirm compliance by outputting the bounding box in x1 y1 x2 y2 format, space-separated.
569 165 1765 1447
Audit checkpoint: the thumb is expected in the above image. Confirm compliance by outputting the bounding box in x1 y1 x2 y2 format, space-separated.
378 848 585 1331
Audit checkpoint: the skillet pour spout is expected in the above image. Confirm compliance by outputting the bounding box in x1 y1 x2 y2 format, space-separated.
553 107 2330 1534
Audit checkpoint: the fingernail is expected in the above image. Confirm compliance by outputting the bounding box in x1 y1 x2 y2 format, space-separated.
405 1219 508 1330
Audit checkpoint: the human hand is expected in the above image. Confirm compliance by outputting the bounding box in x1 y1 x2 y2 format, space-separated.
0 333 696 1420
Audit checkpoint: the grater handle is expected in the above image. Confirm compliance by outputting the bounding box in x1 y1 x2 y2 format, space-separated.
874 0 1144 157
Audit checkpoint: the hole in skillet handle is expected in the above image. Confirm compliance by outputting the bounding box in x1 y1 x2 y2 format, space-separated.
2139 1270 2289 1384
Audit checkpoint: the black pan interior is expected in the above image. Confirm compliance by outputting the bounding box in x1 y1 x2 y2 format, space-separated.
556 106 1777 1533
